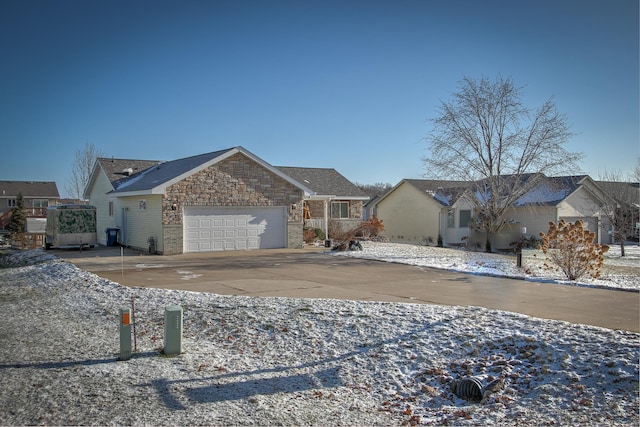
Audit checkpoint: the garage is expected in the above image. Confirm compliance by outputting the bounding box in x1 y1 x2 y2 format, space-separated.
184 206 287 252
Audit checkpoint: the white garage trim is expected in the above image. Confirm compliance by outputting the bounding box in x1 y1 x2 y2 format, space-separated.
183 206 287 252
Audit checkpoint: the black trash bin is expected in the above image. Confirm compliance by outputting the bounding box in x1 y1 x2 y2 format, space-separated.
106 228 119 246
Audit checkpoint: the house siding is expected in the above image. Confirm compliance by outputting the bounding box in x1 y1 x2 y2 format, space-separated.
446 197 475 245
161 152 303 254
377 183 441 245
87 172 121 246
119 195 164 253
557 187 609 244
472 206 557 250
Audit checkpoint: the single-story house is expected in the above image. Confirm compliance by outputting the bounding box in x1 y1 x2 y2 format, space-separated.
0 181 60 230
376 174 615 249
363 194 382 221
274 167 369 239
85 147 317 254
595 180 640 242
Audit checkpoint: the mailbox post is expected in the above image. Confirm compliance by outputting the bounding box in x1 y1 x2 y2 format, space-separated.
119 307 132 361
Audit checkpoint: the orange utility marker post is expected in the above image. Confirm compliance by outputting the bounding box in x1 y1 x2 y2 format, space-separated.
119 307 132 361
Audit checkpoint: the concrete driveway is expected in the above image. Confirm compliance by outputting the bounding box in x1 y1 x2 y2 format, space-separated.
59 245 639 332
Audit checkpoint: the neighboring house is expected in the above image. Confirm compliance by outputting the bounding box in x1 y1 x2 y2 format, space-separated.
595 181 640 242
375 179 469 246
85 147 313 254
376 175 614 249
0 181 60 230
363 194 382 220
274 167 369 239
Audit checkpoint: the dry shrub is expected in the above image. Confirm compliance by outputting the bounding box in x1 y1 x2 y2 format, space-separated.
331 216 385 251
538 220 609 281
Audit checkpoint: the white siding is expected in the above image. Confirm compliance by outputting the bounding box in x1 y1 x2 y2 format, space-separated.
87 172 120 246
118 195 164 253
447 197 475 245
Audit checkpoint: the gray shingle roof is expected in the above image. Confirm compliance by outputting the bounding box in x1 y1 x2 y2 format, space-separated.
111 148 235 193
97 158 162 185
403 179 471 206
0 181 60 198
398 175 593 207
275 166 369 199
595 181 640 207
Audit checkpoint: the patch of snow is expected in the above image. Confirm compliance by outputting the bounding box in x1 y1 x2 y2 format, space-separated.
0 248 637 426
333 242 640 292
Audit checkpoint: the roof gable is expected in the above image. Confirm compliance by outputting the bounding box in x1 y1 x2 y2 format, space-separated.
0 181 60 198
513 175 589 206
108 147 313 196
97 158 162 184
382 175 600 208
275 166 368 199
403 179 471 206
111 149 234 194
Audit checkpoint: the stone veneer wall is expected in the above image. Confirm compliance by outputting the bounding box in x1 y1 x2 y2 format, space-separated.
160 152 304 254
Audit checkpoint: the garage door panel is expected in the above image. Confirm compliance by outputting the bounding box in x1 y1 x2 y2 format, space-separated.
184 207 286 253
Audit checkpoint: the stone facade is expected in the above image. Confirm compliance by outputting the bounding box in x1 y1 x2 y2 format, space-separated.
159 153 304 254
162 224 183 255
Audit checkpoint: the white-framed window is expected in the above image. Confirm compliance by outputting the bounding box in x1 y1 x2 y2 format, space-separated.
109 201 114 216
447 209 455 228
459 210 472 228
331 201 349 219
139 200 146 211
7 199 16 208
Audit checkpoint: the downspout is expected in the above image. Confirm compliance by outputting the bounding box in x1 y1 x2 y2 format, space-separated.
324 198 330 240
121 207 127 246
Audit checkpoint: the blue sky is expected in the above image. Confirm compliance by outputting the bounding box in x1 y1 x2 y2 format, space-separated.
1 0 638 197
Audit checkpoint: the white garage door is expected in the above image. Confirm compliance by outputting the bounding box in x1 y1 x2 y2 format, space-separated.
184 206 286 253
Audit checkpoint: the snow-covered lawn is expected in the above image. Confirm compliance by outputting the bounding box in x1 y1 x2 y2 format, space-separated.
333 242 640 292
0 246 638 426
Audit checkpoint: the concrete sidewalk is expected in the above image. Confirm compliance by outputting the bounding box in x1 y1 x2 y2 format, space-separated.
60 245 640 332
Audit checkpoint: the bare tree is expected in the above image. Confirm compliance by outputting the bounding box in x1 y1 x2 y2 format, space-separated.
597 170 640 256
423 75 582 251
355 182 393 198
65 142 104 201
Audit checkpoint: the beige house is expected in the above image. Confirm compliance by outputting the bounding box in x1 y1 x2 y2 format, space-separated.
85 147 312 254
376 175 614 250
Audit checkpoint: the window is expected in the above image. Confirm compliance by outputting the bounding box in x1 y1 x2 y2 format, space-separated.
139 200 146 211
447 209 455 228
32 199 48 208
459 210 472 228
7 199 16 208
331 201 349 219
109 201 114 216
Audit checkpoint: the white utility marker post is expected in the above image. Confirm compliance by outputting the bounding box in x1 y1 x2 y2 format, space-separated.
119 307 132 361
